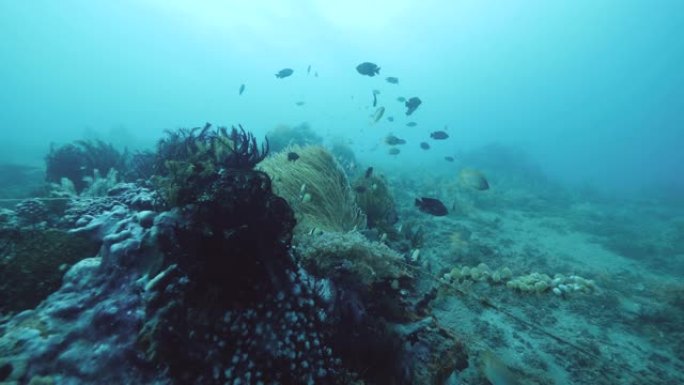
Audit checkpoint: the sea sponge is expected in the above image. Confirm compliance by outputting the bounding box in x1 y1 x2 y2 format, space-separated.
258 145 366 235
506 273 552 293
445 264 511 285
550 274 597 295
444 263 596 297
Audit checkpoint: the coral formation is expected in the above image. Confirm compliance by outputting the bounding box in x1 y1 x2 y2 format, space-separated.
0 228 100 313
45 140 124 193
296 230 411 290
152 123 268 207
0 123 472 385
80 169 119 197
258 145 366 234
123 150 156 182
14 199 49 227
139 125 348 384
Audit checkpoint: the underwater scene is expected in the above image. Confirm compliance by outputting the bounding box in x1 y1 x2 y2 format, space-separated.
1 1 683 384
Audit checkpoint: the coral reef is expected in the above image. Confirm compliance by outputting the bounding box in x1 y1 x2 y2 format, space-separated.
123 150 156 182
296 230 411 290
139 125 349 384
152 123 268 207
14 199 49 227
80 169 120 197
0 123 472 385
0 228 100 313
258 145 366 234
45 140 125 194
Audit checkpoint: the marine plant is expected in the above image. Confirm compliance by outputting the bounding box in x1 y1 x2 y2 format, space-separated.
45 139 125 193
124 150 156 182
152 123 268 207
257 145 366 234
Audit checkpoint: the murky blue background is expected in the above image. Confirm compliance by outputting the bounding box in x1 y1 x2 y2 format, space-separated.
1 0 682 198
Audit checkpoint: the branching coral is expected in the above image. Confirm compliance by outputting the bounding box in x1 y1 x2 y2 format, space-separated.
45 139 124 193
258 145 366 234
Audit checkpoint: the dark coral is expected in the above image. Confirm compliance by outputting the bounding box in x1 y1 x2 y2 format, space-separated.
140 124 346 384
45 140 125 193
123 150 157 182
153 124 269 207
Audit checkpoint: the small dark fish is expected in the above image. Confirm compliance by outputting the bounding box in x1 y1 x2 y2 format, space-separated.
388 148 401 155
385 134 406 146
365 167 374 178
444 156 455 162
387 116 394 122
415 197 448 216
275 68 294 78
287 152 300 161
420 142 430 150
430 130 449 140
238 84 245 95
356 62 380 77
406 122 417 127
386 76 399 84
307 65 311 74
295 101 306 106
372 92 378 107
314 71 318 77
405 97 422 115
354 185 368 193
397 97 406 102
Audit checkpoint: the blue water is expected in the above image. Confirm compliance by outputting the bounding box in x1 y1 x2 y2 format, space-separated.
1 0 682 197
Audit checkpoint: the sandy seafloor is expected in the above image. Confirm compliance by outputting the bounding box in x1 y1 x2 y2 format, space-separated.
386 169 684 384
